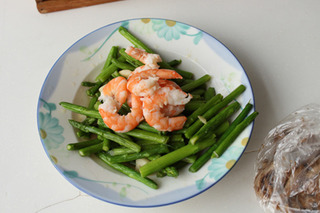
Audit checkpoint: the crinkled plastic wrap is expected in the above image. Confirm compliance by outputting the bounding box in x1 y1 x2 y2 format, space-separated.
254 104 320 213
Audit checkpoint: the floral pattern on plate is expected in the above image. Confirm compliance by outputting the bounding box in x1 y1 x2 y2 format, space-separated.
38 99 64 150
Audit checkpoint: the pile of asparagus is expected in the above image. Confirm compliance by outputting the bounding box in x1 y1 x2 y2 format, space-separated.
60 26 258 189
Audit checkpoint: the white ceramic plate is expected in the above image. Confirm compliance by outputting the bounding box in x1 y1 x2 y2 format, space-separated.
37 18 255 207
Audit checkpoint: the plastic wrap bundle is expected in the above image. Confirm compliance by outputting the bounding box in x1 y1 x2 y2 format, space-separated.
254 104 320 213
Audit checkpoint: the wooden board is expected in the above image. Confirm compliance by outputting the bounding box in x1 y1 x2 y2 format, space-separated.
36 0 120 14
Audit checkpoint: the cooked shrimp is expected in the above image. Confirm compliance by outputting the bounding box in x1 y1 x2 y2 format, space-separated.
133 64 155 73
98 77 143 132
142 80 192 131
98 76 128 109
127 69 183 97
125 46 162 69
143 95 187 132
158 80 186 116
161 104 185 117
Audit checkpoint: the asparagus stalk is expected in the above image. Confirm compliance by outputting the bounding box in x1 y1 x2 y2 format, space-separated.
167 59 182 67
124 129 169 144
139 136 216 177
189 103 253 172
59 102 101 119
135 139 161 146
204 87 216 101
118 26 154 53
88 96 98 110
184 84 246 139
95 64 117 83
68 120 141 153
81 81 97 87
79 142 103 157
184 94 223 127
212 111 258 158
111 58 135 71
157 166 179 178
107 144 169 163
137 121 163 134
169 134 184 143
102 138 110 152
189 101 241 144
185 100 207 113
181 74 211 92
190 89 206 96
67 138 102 150
94 46 120 82
102 46 119 72
86 81 103 97
97 152 158 189
108 147 136 156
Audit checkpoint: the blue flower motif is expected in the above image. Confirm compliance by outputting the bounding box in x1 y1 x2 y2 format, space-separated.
195 146 243 190
152 19 190 41
207 146 243 180
151 19 203 44
39 111 64 150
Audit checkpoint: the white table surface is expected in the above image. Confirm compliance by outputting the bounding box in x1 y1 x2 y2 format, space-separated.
1 0 320 212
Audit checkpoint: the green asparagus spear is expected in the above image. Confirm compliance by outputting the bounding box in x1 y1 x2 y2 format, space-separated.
124 129 169 144
204 87 216 101
81 81 97 87
107 144 169 163
190 89 206 96
181 74 211 92
167 59 182 67
67 138 102 150
108 147 136 156
137 121 162 134
79 142 103 157
88 96 98 110
189 103 253 172
184 94 223 128
157 166 179 178
102 46 119 71
86 81 103 97
111 58 135 71
139 136 216 177
185 100 207 113
97 152 158 189
189 101 241 144
60 102 101 119
118 26 153 53
102 138 110 152
184 85 246 139
212 111 258 158
68 120 141 153
95 64 117 83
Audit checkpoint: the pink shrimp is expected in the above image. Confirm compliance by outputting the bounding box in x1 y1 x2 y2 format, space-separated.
127 69 183 97
161 103 185 117
125 46 163 77
158 80 186 116
98 76 128 108
142 80 192 132
125 46 162 69
98 77 143 132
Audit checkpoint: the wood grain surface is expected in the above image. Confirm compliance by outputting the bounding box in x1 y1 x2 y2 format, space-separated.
36 0 120 13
